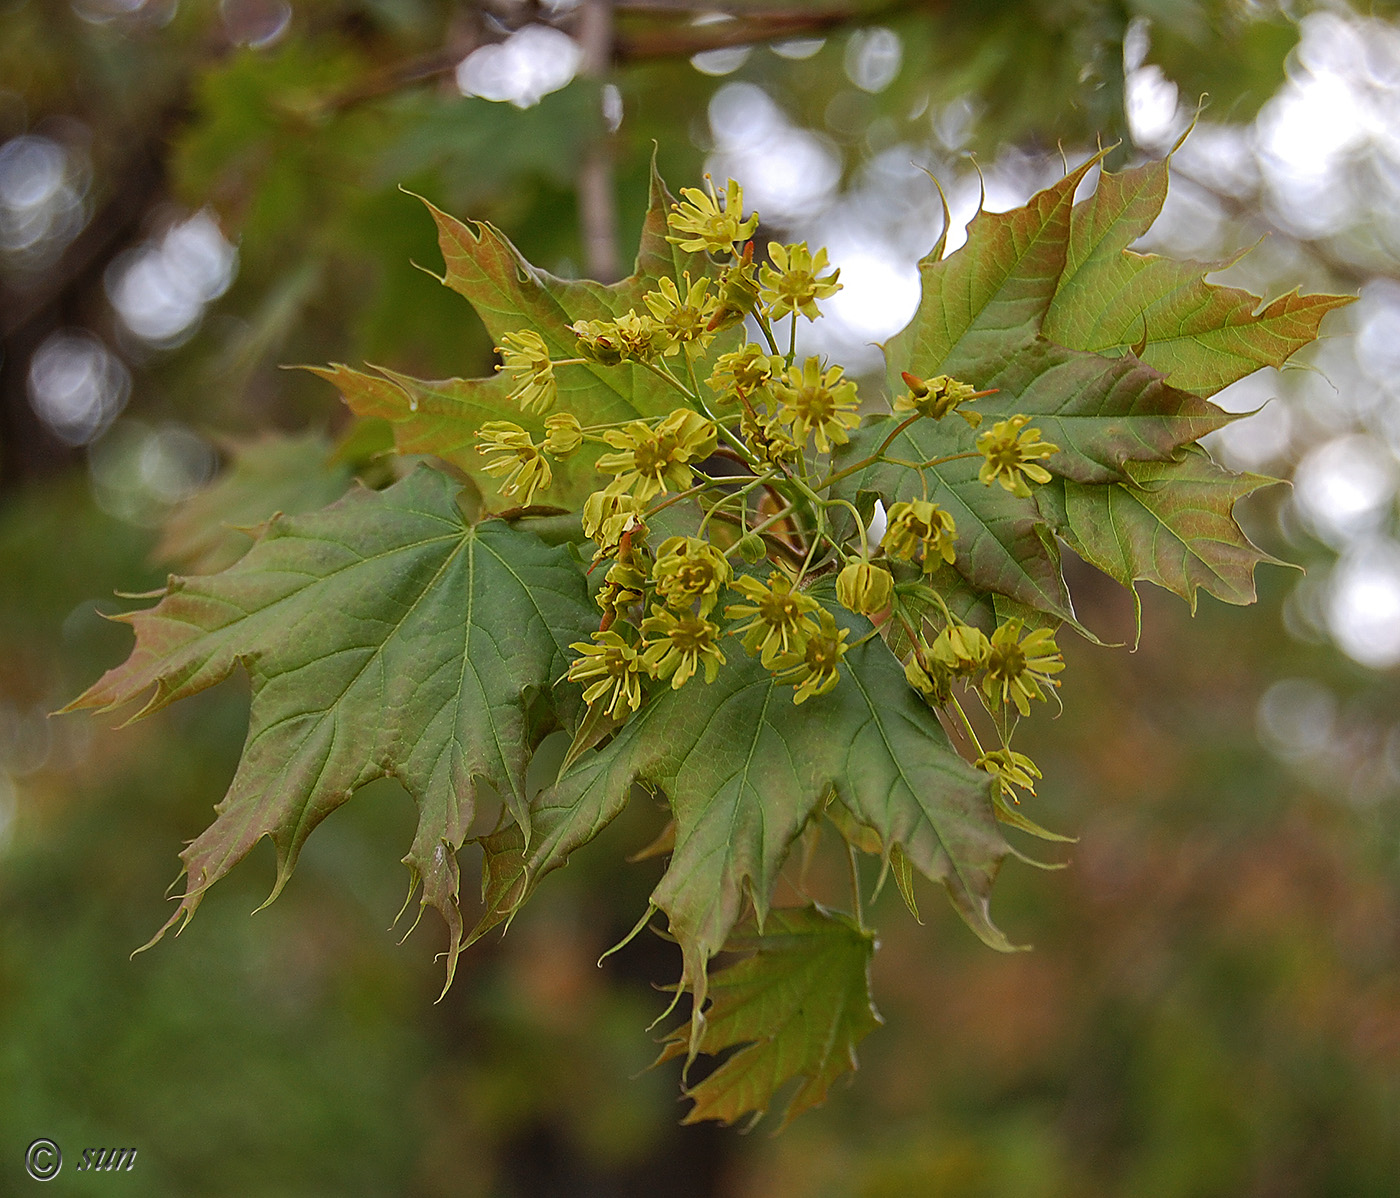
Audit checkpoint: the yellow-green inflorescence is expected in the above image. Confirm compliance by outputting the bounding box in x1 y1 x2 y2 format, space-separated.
486 175 1062 793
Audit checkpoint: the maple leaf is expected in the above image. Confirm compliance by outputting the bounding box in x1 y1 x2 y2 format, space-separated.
63 465 597 989
657 906 882 1128
154 431 353 574
1039 447 1288 612
465 600 1010 1021
844 149 1346 620
307 160 731 510
1042 154 1355 396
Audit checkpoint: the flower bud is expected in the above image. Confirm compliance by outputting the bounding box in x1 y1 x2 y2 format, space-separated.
542 412 583 456
736 532 766 564
836 559 894 616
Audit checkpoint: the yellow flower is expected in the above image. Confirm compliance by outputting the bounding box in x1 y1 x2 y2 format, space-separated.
596 558 649 618
739 405 799 467
596 408 717 502
709 247 761 331
542 412 583 456
641 606 726 688
570 310 672 365
893 372 982 428
759 242 842 321
835 559 893 617
707 343 777 401
476 421 552 506
666 176 759 255
582 489 646 557
725 570 820 667
643 274 718 354
773 609 849 704
928 623 990 675
976 748 1043 800
981 619 1065 716
495 330 557 414
651 535 732 615
568 630 646 717
904 642 952 704
881 499 958 571
976 415 1058 498
772 356 861 454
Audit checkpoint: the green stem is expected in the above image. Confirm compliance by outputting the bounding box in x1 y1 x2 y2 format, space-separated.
642 361 697 403
880 450 981 471
697 473 776 537
786 312 797 366
813 413 922 492
846 840 866 931
755 309 782 357
948 693 985 757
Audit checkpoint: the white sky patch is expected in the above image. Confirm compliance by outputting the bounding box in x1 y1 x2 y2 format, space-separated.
0 134 89 266
1327 539 1400 668
707 83 841 221
106 210 237 347
457 25 582 108
823 249 920 341
1126 64 1181 148
844 27 902 94
1293 434 1397 547
27 331 130 446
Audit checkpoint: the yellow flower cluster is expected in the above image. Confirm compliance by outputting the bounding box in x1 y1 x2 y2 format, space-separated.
483 173 1067 806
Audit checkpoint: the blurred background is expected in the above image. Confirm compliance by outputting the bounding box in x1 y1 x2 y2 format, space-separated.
2 0 1399 1193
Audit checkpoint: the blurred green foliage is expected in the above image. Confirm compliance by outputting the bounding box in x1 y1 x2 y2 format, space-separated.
1 0 1398 1193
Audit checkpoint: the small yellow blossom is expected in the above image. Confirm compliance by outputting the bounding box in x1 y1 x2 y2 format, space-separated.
904 642 952 704
568 630 646 717
981 619 1065 716
893 372 982 428
773 356 861 454
643 274 718 354
570 310 672 365
476 421 552 506
739 405 799 466
759 242 842 321
666 176 759 255
640 606 726 688
542 412 583 456
881 499 958 571
709 247 761 331
976 748 1043 800
977 415 1058 498
596 558 649 618
928 623 991 675
596 409 717 502
651 536 732 615
707 343 777 401
582 489 646 556
496 330 557 414
725 571 821 667
835 559 893 617
773 609 850 704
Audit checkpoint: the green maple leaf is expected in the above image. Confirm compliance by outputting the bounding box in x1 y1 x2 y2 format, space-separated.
1043 447 1287 611
885 152 1102 383
465 600 1009 1017
154 431 353 574
657 906 882 1128
1043 154 1355 396
844 149 1345 620
308 161 729 510
63 465 597 988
